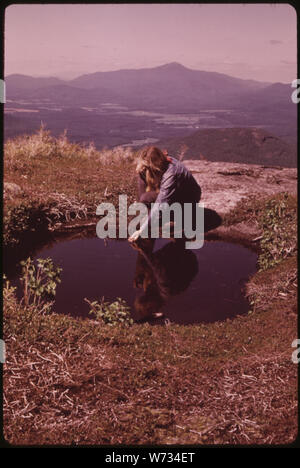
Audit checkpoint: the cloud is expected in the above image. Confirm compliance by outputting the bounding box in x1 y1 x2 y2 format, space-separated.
269 39 283 45
281 60 296 65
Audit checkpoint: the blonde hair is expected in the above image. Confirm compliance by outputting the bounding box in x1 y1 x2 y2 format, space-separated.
136 146 169 192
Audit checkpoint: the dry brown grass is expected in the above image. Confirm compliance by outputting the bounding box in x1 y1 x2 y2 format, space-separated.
3 129 298 446
4 127 138 248
246 256 297 314
3 327 297 445
174 352 297 444
3 256 298 446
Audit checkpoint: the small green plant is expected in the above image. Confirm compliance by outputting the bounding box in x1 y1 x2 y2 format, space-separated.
3 274 17 303
3 201 49 247
258 193 297 271
85 297 133 326
20 257 62 314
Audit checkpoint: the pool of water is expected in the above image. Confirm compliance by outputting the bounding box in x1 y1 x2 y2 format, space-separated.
7 235 258 325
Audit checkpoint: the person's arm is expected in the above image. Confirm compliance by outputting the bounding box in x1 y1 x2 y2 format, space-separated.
141 171 177 234
137 247 170 300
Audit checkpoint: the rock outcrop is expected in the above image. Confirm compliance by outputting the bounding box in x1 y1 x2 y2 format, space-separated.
185 160 297 216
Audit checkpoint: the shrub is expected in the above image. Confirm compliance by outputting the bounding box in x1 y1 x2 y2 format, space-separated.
19 257 62 314
85 297 133 326
3 200 49 247
258 193 297 270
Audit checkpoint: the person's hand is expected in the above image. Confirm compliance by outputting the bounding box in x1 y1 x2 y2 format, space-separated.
128 229 141 243
130 241 143 252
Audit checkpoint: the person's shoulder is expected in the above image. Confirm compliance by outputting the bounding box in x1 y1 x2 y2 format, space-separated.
168 156 188 173
168 155 178 164
163 157 178 176
169 156 186 166
167 156 181 169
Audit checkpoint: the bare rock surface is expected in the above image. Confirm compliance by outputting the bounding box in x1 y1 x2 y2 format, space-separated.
184 160 297 216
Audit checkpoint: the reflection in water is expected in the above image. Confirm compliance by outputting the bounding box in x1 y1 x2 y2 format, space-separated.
132 240 198 321
6 235 258 325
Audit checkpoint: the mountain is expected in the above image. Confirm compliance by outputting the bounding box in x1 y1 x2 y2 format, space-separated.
4 64 297 154
158 127 297 168
5 74 66 97
7 64 293 113
230 82 294 110
6 83 122 105
70 62 268 91
69 62 269 110
6 63 270 111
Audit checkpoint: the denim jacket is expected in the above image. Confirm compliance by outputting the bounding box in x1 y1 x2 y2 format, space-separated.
140 156 201 235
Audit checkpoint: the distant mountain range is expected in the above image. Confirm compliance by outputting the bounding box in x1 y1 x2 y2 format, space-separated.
158 127 297 168
5 63 297 165
5 62 290 111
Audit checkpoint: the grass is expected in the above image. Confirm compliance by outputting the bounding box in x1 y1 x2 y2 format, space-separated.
2 128 298 445
3 262 297 445
4 125 138 247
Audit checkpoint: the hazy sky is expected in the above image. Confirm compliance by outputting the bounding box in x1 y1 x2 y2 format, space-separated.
4 3 297 83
